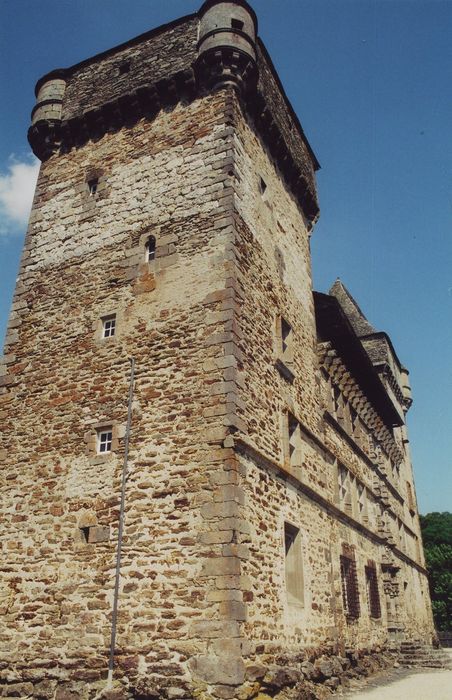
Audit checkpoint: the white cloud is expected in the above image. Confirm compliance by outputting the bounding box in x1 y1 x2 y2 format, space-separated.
0 155 40 236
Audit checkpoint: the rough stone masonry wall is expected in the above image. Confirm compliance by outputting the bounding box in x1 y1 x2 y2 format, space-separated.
225 96 384 650
230 89 328 498
219 91 435 680
61 16 198 120
318 358 434 644
0 90 252 699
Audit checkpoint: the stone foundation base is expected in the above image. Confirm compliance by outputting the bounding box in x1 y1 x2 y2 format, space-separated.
0 648 400 699
236 646 398 700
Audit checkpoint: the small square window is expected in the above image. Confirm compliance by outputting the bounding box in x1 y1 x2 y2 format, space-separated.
97 429 113 454
119 61 130 75
231 18 244 30
102 315 116 338
88 178 98 196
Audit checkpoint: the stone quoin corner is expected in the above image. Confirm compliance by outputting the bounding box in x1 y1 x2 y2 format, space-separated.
0 1 442 699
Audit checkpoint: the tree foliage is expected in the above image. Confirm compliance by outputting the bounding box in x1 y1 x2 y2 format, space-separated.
419 512 452 631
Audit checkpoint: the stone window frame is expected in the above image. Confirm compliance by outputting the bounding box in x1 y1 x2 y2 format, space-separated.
84 421 124 464
283 411 303 471
356 480 369 524
93 308 123 344
336 463 352 515
340 545 360 621
284 521 305 606
83 168 109 202
135 230 159 274
365 561 381 619
144 234 157 263
275 316 295 383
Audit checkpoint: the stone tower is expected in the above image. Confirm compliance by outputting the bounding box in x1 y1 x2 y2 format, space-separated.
1 1 435 699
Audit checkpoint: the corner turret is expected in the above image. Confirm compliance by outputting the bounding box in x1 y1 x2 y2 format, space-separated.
196 0 258 93
28 70 67 160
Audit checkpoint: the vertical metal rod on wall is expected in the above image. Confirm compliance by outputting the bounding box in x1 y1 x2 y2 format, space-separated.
107 357 135 688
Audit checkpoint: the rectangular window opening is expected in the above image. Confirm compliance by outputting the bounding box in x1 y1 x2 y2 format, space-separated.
119 61 130 75
145 235 156 262
284 522 304 604
231 18 244 30
259 176 267 195
365 563 381 618
102 314 116 338
97 429 113 454
88 178 98 196
340 552 360 620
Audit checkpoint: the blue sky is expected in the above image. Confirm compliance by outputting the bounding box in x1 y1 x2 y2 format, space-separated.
0 0 450 513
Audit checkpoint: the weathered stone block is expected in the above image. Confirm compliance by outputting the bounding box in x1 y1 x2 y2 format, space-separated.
199 530 234 545
190 619 240 639
201 556 241 577
219 599 247 621
1 683 35 697
189 654 245 685
207 589 242 603
213 485 245 505
201 501 240 520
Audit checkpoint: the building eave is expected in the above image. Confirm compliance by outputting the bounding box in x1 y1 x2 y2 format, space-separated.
314 292 403 428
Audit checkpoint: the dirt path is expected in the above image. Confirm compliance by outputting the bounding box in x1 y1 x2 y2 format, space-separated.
341 652 452 699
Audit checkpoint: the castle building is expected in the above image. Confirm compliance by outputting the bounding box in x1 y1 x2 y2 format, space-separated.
0 1 435 698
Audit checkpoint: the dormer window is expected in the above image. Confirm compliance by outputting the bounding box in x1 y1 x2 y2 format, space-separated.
88 178 98 196
231 18 244 30
145 235 156 262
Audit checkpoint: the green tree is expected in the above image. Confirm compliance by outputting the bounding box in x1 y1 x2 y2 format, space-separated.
420 512 452 631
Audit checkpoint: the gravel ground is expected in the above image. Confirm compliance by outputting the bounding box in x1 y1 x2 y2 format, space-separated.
341 650 452 700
